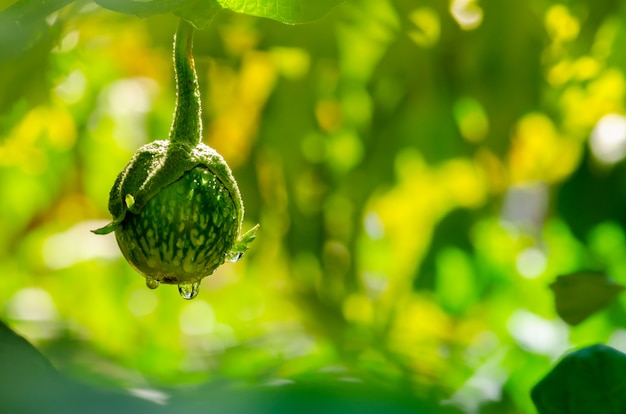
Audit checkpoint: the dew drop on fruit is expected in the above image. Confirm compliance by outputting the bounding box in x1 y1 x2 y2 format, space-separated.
226 251 244 263
146 278 159 290
178 281 200 300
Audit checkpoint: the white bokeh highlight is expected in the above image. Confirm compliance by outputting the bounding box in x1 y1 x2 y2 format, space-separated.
590 114 626 165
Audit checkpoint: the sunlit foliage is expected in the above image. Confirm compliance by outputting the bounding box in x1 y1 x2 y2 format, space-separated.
2 0 626 412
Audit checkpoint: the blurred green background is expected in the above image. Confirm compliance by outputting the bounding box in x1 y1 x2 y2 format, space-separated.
3 0 626 412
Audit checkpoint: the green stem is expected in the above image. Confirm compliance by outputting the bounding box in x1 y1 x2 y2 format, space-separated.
169 18 202 146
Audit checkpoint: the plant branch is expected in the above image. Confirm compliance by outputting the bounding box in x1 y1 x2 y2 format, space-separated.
169 18 202 146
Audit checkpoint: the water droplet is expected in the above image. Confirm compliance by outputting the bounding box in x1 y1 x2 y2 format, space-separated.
226 251 244 263
146 278 159 290
178 282 200 300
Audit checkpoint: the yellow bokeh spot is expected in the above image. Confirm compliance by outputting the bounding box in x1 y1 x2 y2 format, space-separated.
408 7 440 48
367 150 444 286
387 293 456 382
269 47 311 80
342 293 374 324
438 159 487 208
574 56 602 81
0 106 77 174
545 5 579 42
315 99 343 133
206 52 277 168
560 69 625 131
508 113 580 183
475 147 508 194
548 57 603 87
546 59 573 86
220 23 260 56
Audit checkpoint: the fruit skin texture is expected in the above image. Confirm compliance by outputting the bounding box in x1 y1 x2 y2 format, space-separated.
94 140 256 286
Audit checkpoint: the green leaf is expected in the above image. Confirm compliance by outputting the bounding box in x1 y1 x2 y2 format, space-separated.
549 271 625 326
3 0 344 27
532 345 626 413
92 0 195 18
93 0 344 24
213 0 345 23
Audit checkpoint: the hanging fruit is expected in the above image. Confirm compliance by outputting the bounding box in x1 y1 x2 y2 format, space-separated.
93 18 258 300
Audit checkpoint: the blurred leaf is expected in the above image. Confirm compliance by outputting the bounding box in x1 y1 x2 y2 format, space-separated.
0 0 69 113
532 344 626 414
550 271 625 326
0 0 68 60
92 0 344 24
0 320 159 414
0 0 72 31
2 0 344 31
0 320 452 414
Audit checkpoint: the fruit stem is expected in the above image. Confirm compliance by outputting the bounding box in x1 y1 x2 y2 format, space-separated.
169 18 202 147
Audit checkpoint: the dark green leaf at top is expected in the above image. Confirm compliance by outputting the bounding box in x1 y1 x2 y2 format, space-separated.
92 0 344 24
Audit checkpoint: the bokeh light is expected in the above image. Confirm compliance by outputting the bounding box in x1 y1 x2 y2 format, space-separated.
2 0 626 412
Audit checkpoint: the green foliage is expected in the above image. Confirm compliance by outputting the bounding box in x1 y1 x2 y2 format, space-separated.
3 0 626 412
212 0 345 23
533 345 626 413
550 272 625 326
2 0 344 28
